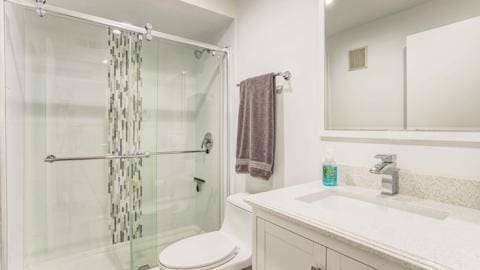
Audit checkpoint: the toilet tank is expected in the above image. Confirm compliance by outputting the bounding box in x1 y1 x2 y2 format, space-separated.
220 193 252 250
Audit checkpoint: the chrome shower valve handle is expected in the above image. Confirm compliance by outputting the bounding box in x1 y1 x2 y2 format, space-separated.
201 132 213 154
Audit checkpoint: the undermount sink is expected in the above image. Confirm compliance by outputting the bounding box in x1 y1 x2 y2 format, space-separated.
296 189 449 220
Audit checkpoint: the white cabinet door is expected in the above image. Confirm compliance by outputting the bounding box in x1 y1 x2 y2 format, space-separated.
256 218 326 270
327 249 374 270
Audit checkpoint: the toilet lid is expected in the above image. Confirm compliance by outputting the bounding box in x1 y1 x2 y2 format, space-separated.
159 232 238 269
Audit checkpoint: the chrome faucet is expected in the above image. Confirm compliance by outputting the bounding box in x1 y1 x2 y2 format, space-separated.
369 154 399 195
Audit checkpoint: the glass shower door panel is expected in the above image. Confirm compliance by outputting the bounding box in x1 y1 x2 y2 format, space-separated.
16 8 120 270
130 36 225 268
5 4 157 270
6 3 224 270
154 40 204 253
129 34 158 270
191 49 225 236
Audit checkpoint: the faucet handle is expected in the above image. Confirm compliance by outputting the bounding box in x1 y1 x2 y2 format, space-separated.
374 154 396 163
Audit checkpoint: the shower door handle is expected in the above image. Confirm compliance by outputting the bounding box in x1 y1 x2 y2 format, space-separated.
45 133 213 163
44 152 151 163
44 148 211 163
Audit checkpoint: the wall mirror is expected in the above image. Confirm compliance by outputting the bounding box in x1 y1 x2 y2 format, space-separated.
325 0 480 131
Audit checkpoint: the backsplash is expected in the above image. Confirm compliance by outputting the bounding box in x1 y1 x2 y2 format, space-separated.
339 165 480 210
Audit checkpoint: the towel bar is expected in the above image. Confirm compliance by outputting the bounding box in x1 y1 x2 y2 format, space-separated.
236 71 292 88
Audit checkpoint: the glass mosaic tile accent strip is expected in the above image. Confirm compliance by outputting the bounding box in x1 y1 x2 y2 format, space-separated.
107 28 144 244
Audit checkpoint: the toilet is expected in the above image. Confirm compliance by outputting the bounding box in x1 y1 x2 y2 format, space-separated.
158 193 252 270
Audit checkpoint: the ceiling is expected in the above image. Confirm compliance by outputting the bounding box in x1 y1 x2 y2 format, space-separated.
326 0 432 36
48 0 234 44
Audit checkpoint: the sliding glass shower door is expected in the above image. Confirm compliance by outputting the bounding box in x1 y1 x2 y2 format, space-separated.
133 36 226 269
4 2 225 270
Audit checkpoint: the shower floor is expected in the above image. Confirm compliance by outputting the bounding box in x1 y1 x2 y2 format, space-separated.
25 225 202 270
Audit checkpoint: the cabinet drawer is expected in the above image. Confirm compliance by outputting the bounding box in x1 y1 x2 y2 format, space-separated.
327 249 375 270
256 218 327 270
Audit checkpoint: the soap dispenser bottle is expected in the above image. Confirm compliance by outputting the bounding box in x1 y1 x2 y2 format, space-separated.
322 149 338 186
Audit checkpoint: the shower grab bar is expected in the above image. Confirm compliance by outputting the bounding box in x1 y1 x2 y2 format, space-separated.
44 149 209 163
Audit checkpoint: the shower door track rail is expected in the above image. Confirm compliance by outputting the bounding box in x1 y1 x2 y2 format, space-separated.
5 0 228 53
44 149 209 163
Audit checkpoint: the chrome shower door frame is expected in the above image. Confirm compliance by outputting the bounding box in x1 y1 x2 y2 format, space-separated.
0 1 233 269
0 1 7 270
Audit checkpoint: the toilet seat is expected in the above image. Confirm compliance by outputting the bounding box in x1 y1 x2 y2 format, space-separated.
159 232 239 270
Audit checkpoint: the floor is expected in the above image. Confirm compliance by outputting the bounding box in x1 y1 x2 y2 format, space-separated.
25 226 202 270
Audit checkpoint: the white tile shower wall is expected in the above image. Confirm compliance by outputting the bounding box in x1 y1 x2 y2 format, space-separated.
139 34 226 246
4 3 25 269
139 40 159 243
193 54 223 232
23 15 110 261
154 41 204 234
233 0 323 192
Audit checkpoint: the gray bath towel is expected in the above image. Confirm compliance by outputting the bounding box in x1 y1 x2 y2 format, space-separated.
236 73 275 180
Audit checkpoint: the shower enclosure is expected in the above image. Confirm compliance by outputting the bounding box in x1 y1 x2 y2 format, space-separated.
1 1 229 270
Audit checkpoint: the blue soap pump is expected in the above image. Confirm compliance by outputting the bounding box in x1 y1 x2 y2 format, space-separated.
322 149 338 186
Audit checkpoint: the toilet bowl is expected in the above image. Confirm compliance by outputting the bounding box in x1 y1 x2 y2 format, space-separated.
158 193 252 270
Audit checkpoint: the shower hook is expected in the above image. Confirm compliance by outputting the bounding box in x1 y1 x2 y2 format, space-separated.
35 0 46 17
144 23 153 41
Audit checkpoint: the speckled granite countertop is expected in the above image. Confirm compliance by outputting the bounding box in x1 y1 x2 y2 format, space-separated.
245 182 480 270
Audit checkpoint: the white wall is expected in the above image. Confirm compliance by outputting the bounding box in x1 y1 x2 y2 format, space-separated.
321 139 480 181
232 0 480 195
233 0 323 192
180 0 236 18
49 0 234 44
327 23 405 129
407 16 480 130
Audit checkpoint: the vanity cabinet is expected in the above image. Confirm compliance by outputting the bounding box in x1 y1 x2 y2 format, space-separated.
255 218 374 270
253 211 406 270
256 218 326 270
